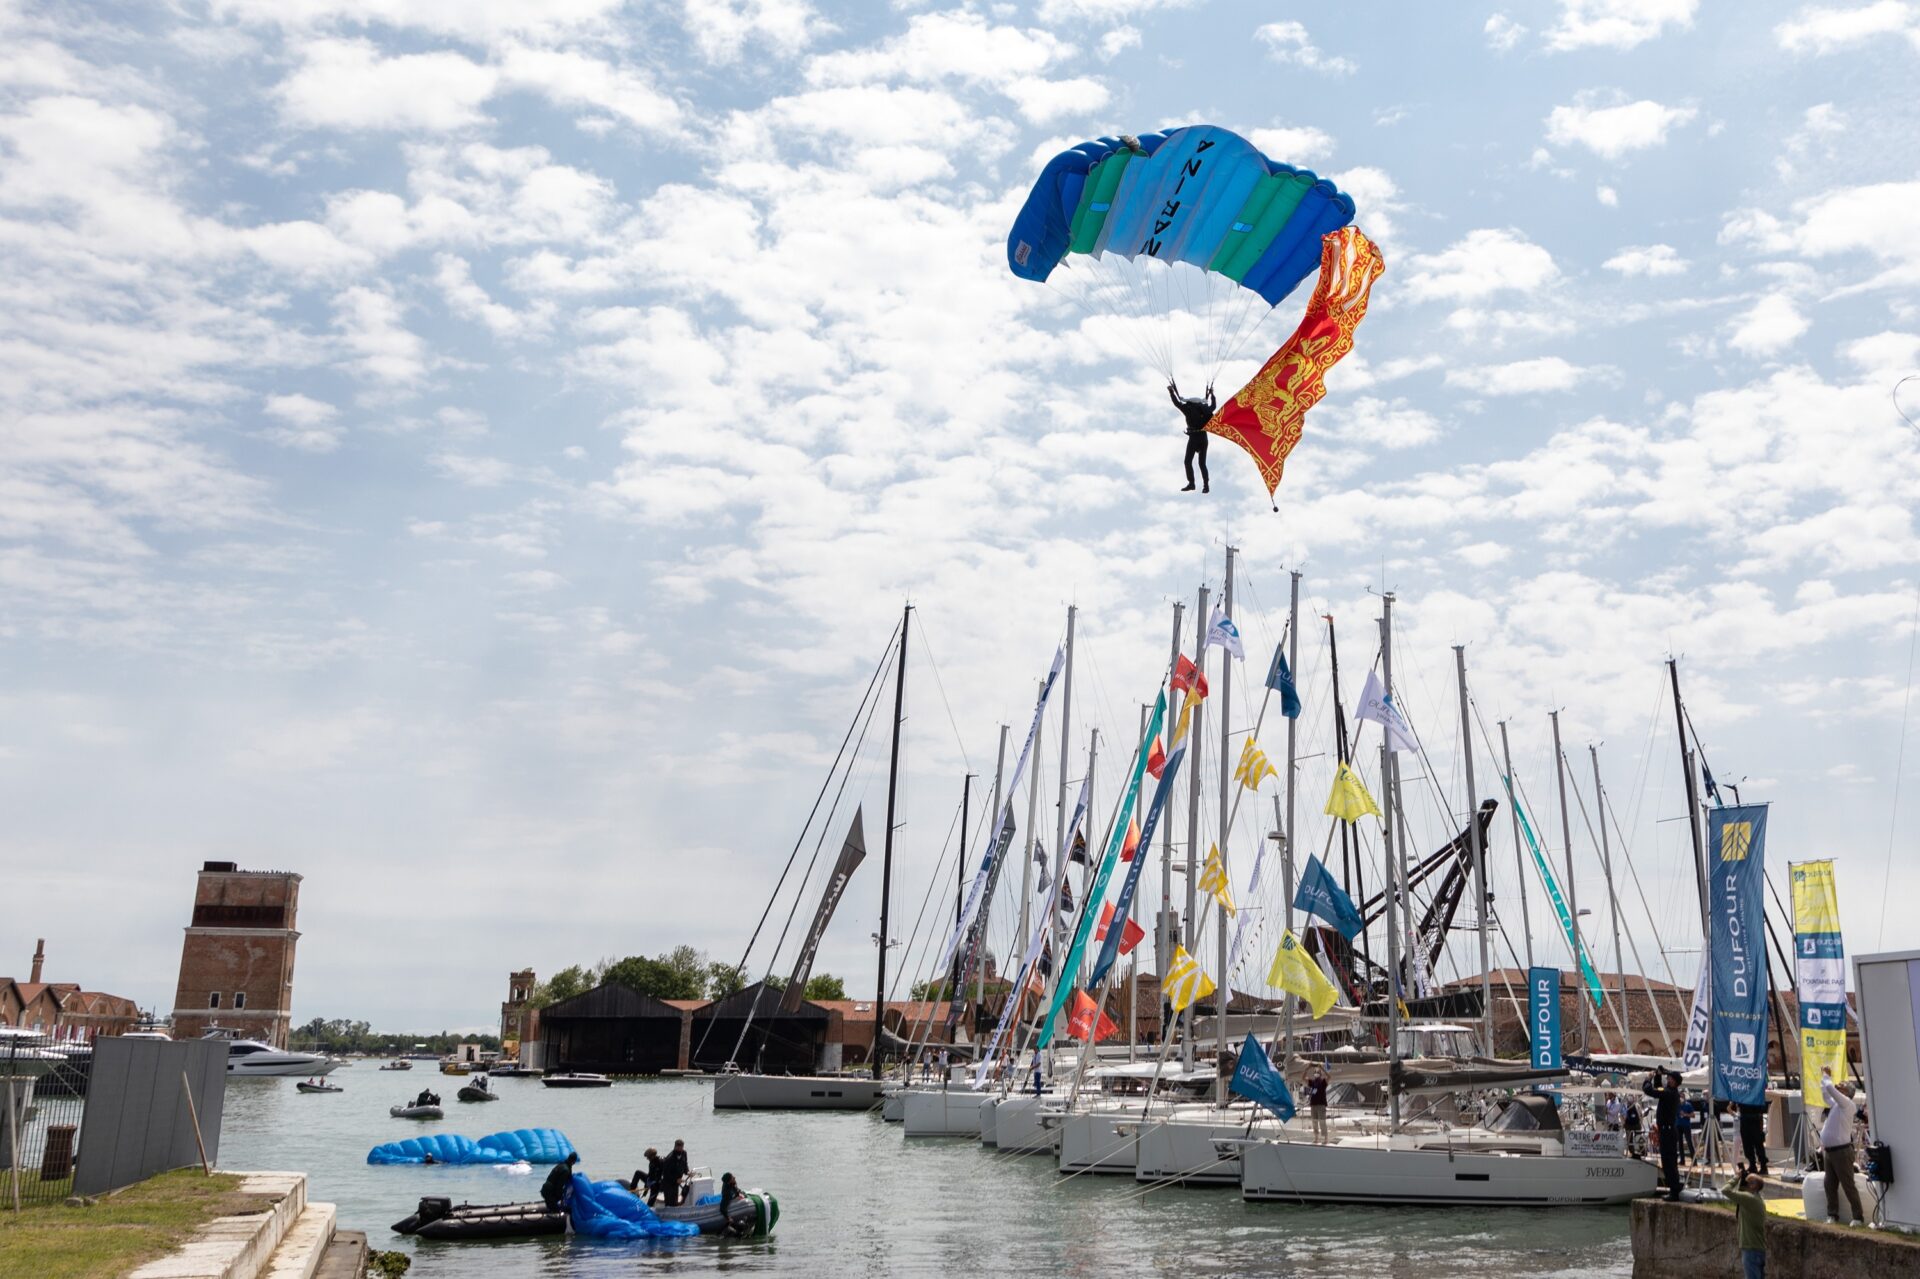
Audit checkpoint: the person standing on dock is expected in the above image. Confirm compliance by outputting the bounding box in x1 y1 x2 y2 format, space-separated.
1723 1165 1769 1279
938 1047 950 1091
1818 1067 1864 1225
1738 1100 1769 1175
1642 1070 1682 1200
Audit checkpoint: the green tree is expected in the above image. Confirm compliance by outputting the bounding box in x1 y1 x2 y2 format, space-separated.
705 961 747 1000
600 948 709 1000
531 965 593 1009
802 974 845 1001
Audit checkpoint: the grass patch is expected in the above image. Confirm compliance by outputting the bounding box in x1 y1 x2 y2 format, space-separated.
0 1168 259 1279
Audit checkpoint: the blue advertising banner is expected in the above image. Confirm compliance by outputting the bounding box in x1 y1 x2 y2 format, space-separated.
1708 803 1769 1105
1528 966 1562 1069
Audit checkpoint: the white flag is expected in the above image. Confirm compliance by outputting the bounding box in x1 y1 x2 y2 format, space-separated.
1356 670 1417 753
1681 952 1712 1071
1205 605 1245 660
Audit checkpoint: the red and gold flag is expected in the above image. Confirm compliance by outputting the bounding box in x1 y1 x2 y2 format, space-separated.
1207 226 1385 507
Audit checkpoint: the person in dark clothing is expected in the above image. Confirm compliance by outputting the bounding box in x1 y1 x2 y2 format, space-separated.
1643 1070 1683 1200
630 1146 661 1198
1738 1100 1769 1175
718 1172 751 1237
541 1152 579 1212
1624 1100 1644 1157
659 1139 690 1208
1678 1094 1697 1161
1168 382 1216 492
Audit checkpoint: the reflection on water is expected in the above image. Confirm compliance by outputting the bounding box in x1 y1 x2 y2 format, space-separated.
217 1074 1632 1277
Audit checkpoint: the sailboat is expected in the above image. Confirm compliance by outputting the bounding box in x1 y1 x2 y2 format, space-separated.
712 604 914 1112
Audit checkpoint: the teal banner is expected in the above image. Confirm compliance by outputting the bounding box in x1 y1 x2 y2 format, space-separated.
1504 775 1604 1012
1037 691 1166 1047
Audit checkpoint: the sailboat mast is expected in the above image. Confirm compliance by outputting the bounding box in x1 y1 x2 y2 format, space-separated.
1379 596 1402 1130
1216 548 1236 1099
957 774 971 931
1160 603 1184 1008
1549 709 1589 1056
1667 659 1712 936
1183 584 1210 1074
874 602 910 1081
1084 726 1098 994
1281 569 1300 1068
1590 745 1628 1043
1327 615 1365 981
1055 606 1077 982
1455 646 1492 1056
1019 678 1044 1023
975 725 1009 1018
1498 720 1535 970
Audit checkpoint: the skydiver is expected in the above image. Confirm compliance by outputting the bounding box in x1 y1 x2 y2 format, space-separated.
1169 382 1216 493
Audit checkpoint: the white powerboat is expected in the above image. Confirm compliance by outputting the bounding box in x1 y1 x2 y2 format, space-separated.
202 1029 337 1077
711 1072 883 1109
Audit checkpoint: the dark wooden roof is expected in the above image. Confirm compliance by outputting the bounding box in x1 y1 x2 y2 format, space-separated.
692 980 829 1022
541 981 688 1021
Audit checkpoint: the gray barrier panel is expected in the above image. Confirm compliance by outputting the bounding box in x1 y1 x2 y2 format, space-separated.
72 1038 228 1198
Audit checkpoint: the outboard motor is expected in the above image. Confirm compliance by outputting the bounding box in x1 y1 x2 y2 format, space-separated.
391 1195 452 1235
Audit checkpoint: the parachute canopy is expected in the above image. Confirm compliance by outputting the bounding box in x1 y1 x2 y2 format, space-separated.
566 1175 701 1238
1006 125 1356 386
367 1127 575 1166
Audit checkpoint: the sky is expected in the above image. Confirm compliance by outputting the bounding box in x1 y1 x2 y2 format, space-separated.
4 0 1920 1036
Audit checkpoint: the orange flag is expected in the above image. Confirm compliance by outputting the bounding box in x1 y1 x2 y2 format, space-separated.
1207 226 1385 508
1067 989 1120 1042
1121 816 1142 860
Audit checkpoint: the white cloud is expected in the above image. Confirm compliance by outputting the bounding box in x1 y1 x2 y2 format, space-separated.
277 39 497 132
1843 330 1920 375
1545 97 1697 159
682 0 826 64
1036 0 1198 20
333 286 427 385
434 255 556 340
1485 14 1528 50
1247 124 1336 166
1604 243 1687 276
1721 180 1920 290
1403 229 1558 302
1726 293 1809 356
1546 0 1699 51
1597 184 1619 206
1255 21 1356 75
1100 26 1142 59
1775 1 1918 53
260 392 341 451
1445 357 1594 394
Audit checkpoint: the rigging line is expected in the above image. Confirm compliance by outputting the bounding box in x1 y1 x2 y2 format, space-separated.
885 793 967 1007
1600 761 1686 993
1879 583 1920 947
722 654 895 1068
699 617 897 1012
913 620 970 771
1560 754 1638 1051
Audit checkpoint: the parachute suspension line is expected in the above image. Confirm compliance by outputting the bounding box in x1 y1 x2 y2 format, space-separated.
1046 261 1167 382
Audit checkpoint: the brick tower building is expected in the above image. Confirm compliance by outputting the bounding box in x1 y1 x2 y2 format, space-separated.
501 968 538 1060
170 862 303 1048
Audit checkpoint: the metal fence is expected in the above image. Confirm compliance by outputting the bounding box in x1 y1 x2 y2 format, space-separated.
1 1034 92 1208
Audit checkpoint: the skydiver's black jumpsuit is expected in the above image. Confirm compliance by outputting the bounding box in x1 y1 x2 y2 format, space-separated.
1170 385 1216 491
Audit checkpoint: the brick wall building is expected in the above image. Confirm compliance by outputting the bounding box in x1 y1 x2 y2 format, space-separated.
0 940 140 1040
170 862 303 1048
500 968 539 1058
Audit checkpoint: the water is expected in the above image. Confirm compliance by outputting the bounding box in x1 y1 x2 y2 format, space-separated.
219 1072 1634 1276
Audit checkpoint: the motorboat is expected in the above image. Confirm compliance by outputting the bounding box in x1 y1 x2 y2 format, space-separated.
379 1060 413 1072
391 1103 444 1119
201 1029 338 1078
457 1080 498 1102
390 1170 780 1240
295 1080 342 1094
541 1073 613 1089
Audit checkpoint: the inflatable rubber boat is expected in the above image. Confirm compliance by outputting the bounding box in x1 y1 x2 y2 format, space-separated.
390 1103 443 1120
456 1084 497 1102
391 1198 565 1241
295 1081 342 1094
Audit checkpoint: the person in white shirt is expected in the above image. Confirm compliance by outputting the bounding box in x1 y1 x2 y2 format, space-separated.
1818 1066 1864 1224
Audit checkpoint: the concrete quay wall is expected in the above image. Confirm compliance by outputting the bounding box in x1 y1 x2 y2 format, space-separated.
1631 1198 1920 1279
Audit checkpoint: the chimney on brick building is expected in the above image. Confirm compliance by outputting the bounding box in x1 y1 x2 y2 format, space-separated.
30 939 44 984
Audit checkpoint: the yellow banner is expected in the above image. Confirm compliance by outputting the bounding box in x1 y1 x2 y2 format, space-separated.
1790 859 1848 1107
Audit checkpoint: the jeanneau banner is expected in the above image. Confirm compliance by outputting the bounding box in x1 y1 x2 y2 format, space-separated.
1791 859 1848 1107
1528 966 1562 1069
1708 804 1769 1105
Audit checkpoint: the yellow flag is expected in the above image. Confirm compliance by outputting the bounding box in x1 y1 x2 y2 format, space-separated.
1164 945 1216 1013
1170 691 1199 750
1234 737 1276 791
1323 761 1381 823
1266 929 1340 1018
1199 843 1236 915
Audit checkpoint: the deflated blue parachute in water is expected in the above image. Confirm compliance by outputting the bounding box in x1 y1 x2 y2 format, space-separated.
566 1176 701 1238
366 1128 575 1166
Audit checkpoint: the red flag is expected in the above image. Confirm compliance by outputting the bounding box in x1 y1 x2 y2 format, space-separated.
1171 654 1209 699
1206 226 1385 509
1094 902 1147 955
1146 741 1167 780
1067 989 1121 1042
1121 817 1141 860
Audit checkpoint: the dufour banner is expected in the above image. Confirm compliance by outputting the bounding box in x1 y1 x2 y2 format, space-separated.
1528 966 1562 1069
1791 859 1849 1107
1708 804 1769 1105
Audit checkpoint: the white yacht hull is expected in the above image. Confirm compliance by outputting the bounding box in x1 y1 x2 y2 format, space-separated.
1133 1107 1288 1186
988 1093 1060 1155
711 1074 886 1111
902 1087 991 1136
1056 1108 1139 1175
880 1088 906 1122
1241 1138 1659 1206
231 1057 338 1078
